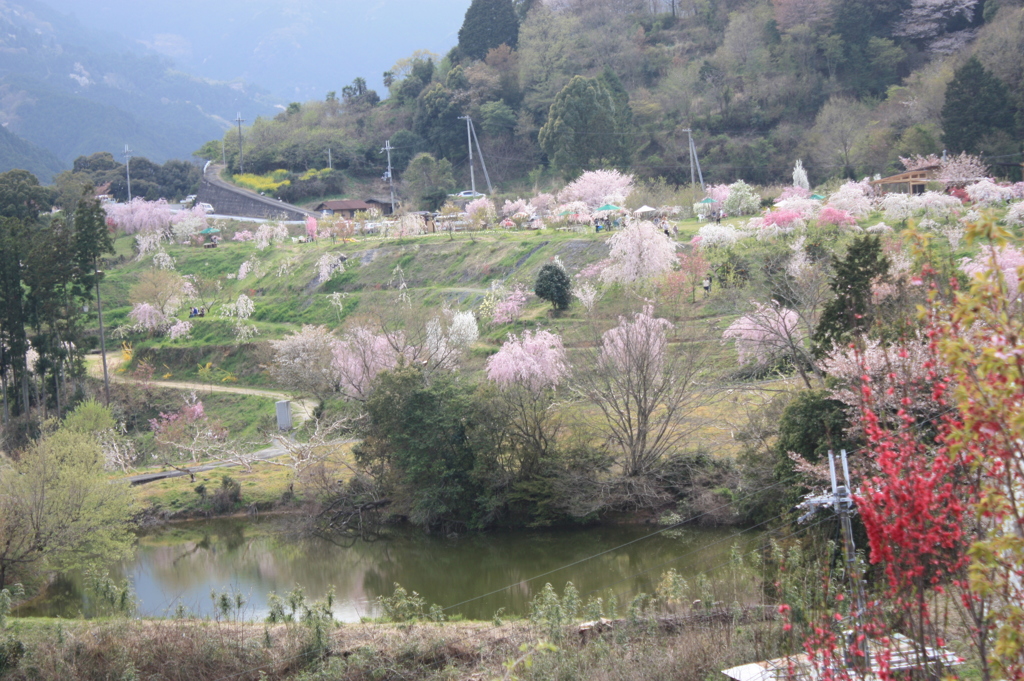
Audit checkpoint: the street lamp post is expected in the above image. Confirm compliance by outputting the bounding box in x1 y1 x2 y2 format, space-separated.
95 267 111 405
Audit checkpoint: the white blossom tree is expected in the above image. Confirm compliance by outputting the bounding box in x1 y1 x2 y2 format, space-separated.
601 220 676 286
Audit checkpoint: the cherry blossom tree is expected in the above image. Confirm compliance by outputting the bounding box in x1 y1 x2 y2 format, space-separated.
912 191 962 221
149 392 229 464
761 209 805 234
777 186 810 202
232 230 254 242
878 192 913 224
502 198 529 217
103 198 175 234
316 253 346 283
694 224 742 249
529 193 555 215
491 285 529 325
332 326 401 401
305 216 319 240
774 196 822 220
960 244 1024 300
128 302 168 334
600 220 676 285
465 197 496 229
167 320 192 341
706 184 731 203
486 329 568 393
575 307 713 477
556 169 634 210
270 325 343 402
966 180 1013 205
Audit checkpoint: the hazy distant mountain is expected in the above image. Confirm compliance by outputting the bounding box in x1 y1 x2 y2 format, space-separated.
33 0 469 101
0 123 65 181
0 0 279 171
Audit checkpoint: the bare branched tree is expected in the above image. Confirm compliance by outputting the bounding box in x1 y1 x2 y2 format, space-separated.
573 306 718 478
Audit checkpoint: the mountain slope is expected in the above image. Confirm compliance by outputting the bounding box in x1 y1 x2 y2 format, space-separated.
0 0 279 168
0 123 65 180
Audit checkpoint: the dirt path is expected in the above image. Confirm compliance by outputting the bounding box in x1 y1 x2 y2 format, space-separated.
84 355 317 424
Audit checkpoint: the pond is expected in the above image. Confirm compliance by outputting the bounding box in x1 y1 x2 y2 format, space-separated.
22 517 762 622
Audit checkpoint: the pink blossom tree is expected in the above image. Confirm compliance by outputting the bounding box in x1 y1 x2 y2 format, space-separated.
491 285 529 325
556 169 634 210
486 329 568 393
305 216 319 240
502 198 529 217
601 220 676 286
575 307 713 478
816 205 858 227
270 325 344 403
486 329 569 477
103 198 175 234
332 326 401 400
960 244 1024 301
762 209 805 230
149 392 228 463
706 184 731 203
777 186 810 201
128 302 168 334
465 197 496 229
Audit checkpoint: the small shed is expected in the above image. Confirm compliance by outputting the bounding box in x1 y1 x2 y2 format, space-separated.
869 165 940 195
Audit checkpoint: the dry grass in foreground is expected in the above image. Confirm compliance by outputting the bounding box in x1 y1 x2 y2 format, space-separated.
2 608 784 681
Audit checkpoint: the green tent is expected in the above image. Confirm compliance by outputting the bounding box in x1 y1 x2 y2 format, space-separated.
699 197 718 204
810 194 825 200
199 227 221 235
596 204 622 212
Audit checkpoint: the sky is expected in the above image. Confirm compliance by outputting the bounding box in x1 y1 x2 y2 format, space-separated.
39 0 470 103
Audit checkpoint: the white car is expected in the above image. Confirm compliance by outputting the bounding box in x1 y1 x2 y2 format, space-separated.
198 202 215 214
452 190 486 198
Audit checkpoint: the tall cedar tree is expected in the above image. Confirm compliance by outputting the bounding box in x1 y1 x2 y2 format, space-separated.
538 76 628 179
534 263 572 310
458 0 520 61
812 235 889 355
941 56 1015 154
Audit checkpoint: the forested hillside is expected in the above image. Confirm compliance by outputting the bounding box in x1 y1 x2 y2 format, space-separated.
200 0 1024 206
0 0 277 166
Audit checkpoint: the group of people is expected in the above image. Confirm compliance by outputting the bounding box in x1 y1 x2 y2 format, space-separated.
188 307 206 318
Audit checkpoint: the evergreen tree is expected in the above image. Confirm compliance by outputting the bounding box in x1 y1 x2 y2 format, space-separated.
413 84 465 162
534 263 572 310
812 236 889 355
458 0 520 61
538 76 628 179
941 56 1015 154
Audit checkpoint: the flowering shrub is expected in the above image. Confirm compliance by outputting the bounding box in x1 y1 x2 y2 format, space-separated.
777 185 810 201
232 230 254 242
601 220 676 285
723 180 761 216
816 206 858 227
465 197 496 229
866 222 893 233
129 302 168 333
965 179 1012 205
529 193 555 215
774 196 821 219
722 301 802 365
960 244 1024 299
706 184 731 203
911 191 962 221
168 320 192 341
502 198 529 217
491 285 529 325
826 181 873 217
762 209 804 230
695 224 741 249
877 192 912 223
1005 201 1024 227
486 329 568 393
152 251 175 270
556 169 633 210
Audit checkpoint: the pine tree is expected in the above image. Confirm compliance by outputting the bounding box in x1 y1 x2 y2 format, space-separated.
941 56 1015 154
534 264 572 310
812 236 889 355
457 0 520 62
538 76 628 179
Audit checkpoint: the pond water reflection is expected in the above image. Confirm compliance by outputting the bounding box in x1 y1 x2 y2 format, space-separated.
24 517 760 622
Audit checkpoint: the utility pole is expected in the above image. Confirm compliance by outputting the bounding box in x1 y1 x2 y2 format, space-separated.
327 147 332 170
798 449 870 671
381 139 396 214
460 115 476 195
469 118 493 195
235 112 246 174
221 138 226 165
682 129 704 191
123 144 133 201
